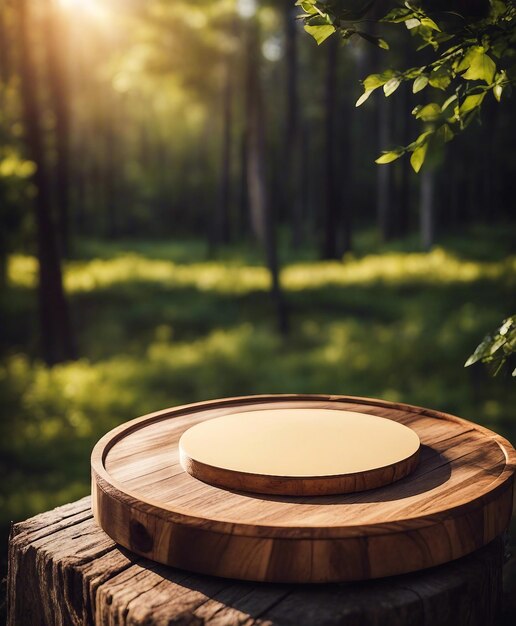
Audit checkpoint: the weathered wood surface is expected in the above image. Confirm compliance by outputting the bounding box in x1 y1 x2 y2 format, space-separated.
7 497 507 626
92 394 516 582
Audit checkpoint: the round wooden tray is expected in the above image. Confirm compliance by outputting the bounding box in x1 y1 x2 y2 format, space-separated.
91 394 516 583
179 408 421 495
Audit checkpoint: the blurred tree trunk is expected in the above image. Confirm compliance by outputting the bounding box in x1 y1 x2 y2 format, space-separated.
284 0 303 248
214 57 233 247
300 122 311 243
481 98 497 223
43 0 72 256
376 94 393 241
445 139 460 232
396 83 412 237
245 21 266 244
17 0 76 365
104 118 118 239
338 93 353 254
71 40 92 237
73 143 88 235
419 169 435 250
0 2 11 287
0 2 11 85
321 36 340 260
245 17 288 335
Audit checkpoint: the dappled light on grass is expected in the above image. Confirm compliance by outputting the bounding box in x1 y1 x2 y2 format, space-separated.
284 248 515 289
8 248 516 295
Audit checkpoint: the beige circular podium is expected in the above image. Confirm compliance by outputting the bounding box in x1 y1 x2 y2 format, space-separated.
179 408 420 495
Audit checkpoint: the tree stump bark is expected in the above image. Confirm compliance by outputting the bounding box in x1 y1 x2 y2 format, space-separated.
8 497 505 626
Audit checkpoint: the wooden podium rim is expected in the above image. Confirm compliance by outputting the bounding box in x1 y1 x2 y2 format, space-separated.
91 393 516 538
91 394 516 582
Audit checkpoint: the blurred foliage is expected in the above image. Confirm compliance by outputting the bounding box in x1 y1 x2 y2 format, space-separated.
298 0 516 171
1 230 515 533
466 314 516 376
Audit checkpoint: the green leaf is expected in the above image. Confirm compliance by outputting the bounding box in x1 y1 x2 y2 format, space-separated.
297 0 318 15
355 90 373 107
441 94 458 112
383 77 401 97
499 318 513 336
414 29 440 53
464 53 496 84
415 130 434 145
410 142 428 173
428 66 452 90
459 92 486 115
363 74 384 91
382 7 413 23
464 353 481 367
456 47 479 71
420 17 440 31
457 46 497 84
489 334 508 355
377 38 389 51
375 150 404 164
414 102 441 121
363 70 395 91
405 17 421 29
413 75 429 93
304 24 336 45
465 315 516 373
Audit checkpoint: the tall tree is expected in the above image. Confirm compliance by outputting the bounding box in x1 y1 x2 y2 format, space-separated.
238 129 249 238
214 54 233 247
0 0 12 286
43 0 72 256
376 94 393 241
321 35 340 259
17 0 76 365
0 0 11 86
245 14 288 335
419 168 435 250
283 0 303 248
396 82 412 237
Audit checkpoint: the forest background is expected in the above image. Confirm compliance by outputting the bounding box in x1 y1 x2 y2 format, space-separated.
0 0 515 619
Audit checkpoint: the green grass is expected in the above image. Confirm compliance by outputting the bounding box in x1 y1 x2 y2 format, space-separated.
1 228 516 614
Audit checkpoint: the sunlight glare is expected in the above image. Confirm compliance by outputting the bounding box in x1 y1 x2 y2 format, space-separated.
58 0 109 23
237 0 257 19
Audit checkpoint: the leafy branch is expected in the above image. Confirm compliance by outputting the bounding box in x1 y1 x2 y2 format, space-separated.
465 315 516 376
297 0 516 172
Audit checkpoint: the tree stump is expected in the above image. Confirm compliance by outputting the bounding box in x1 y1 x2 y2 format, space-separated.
8 497 506 626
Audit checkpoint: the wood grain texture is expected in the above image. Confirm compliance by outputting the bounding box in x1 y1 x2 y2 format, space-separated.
91 394 516 583
179 408 421 495
7 497 507 626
